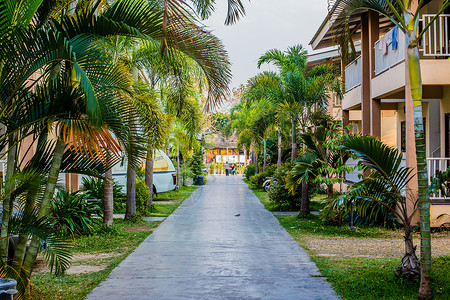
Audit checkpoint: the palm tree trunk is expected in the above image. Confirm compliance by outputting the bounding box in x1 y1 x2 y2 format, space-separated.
1 133 17 262
176 142 180 186
327 183 333 198
277 127 282 169
405 28 432 299
145 148 154 207
103 168 114 227
125 161 137 219
13 131 48 271
291 119 297 161
263 138 267 172
22 138 66 277
396 223 421 280
300 181 310 215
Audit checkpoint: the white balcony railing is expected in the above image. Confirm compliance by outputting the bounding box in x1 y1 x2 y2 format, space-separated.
374 27 406 76
427 157 450 201
344 55 362 92
421 14 450 57
344 158 362 184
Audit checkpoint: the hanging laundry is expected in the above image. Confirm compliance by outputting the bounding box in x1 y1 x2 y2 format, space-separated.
392 26 398 50
385 29 393 46
380 35 387 55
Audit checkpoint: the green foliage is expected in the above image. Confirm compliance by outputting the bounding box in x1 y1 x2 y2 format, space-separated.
81 176 126 212
135 178 151 215
322 136 413 228
190 151 204 176
250 171 269 188
209 163 216 174
244 164 256 178
180 164 194 186
268 166 300 210
50 190 102 237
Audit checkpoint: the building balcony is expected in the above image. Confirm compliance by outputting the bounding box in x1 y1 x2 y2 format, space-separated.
343 14 450 109
344 55 361 92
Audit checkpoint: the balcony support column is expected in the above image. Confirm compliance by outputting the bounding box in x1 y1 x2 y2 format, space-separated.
361 11 380 136
360 13 370 135
369 11 381 138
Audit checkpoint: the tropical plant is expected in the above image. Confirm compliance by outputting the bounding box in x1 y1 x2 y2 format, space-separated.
257 46 343 161
244 164 256 179
332 1 450 297
286 122 351 215
337 136 420 280
50 190 103 237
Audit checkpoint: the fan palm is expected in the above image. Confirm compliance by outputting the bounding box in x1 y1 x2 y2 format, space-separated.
332 1 450 297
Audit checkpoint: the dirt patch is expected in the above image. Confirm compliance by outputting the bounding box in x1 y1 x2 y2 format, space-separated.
65 265 108 274
305 235 450 259
33 252 119 274
153 200 180 204
124 226 155 232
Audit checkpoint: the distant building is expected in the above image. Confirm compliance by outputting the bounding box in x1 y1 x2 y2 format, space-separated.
205 134 245 165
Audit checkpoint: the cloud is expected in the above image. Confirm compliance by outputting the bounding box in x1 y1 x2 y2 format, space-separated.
203 0 329 89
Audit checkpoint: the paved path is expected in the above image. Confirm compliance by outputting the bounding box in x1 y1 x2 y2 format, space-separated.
87 175 338 300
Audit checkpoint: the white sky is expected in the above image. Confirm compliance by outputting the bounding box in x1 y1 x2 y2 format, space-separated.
202 0 329 90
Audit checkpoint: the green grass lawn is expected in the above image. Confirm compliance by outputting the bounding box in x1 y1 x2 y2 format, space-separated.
31 186 198 300
276 214 450 300
146 185 198 217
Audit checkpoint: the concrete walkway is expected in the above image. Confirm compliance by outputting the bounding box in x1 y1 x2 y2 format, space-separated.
86 175 338 300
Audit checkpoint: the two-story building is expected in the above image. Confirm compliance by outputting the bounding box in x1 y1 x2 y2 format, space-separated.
310 0 450 227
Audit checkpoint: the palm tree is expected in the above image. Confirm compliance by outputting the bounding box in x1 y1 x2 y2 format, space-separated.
286 123 350 215
1 0 233 288
333 1 450 297
242 72 286 170
257 46 343 161
340 136 421 280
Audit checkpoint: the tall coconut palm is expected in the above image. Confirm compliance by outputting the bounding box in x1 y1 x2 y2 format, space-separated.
333 1 450 298
257 46 343 162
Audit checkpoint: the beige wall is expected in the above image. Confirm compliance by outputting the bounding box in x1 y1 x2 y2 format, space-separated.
431 204 450 227
381 110 397 148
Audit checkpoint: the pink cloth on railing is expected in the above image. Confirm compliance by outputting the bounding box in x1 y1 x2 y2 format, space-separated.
379 27 396 55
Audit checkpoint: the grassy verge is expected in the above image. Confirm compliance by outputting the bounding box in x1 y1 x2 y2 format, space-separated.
145 185 198 217
31 186 198 300
245 181 450 299
278 215 450 300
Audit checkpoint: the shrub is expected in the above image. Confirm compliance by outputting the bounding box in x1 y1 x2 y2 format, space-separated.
136 178 151 214
209 163 216 174
250 171 269 188
244 164 256 179
180 164 194 186
50 190 102 237
81 176 126 212
268 166 300 211
190 151 203 176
